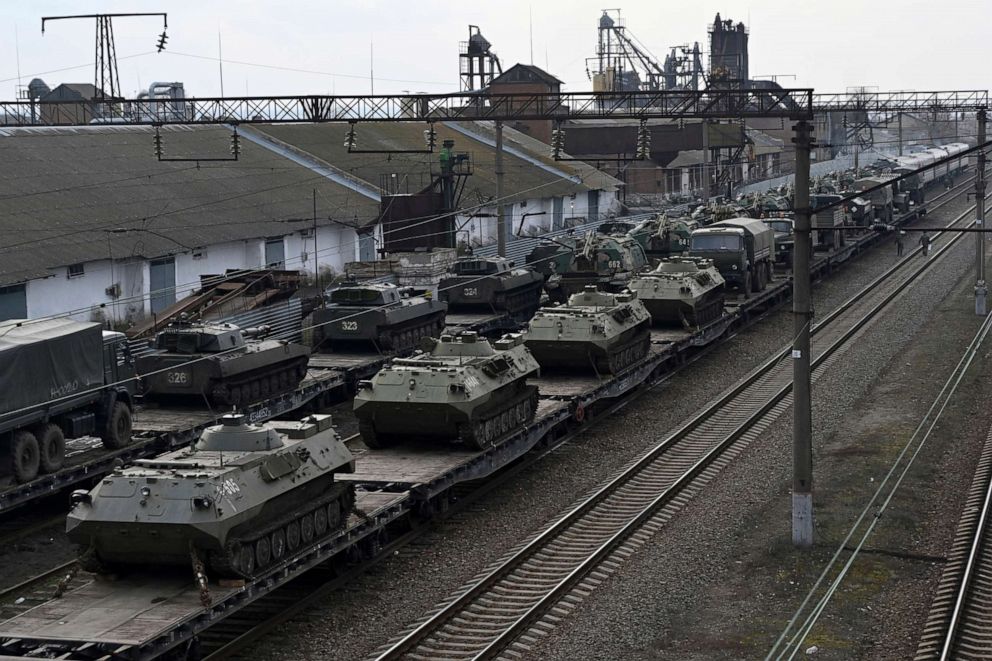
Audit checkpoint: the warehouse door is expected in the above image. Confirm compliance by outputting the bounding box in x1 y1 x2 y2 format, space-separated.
149 257 176 315
0 284 27 320
553 197 564 230
358 231 375 261
587 190 600 223
265 238 286 267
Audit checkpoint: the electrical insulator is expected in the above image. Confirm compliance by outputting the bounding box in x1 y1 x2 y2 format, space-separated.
153 129 163 159
635 122 651 160
230 130 241 158
842 114 848 128
344 125 357 150
550 126 565 160
423 124 437 150
156 31 168 53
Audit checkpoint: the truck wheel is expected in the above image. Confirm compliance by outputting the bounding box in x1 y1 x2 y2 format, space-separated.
101 402 133 450
33 423 65 474
11 430 40 483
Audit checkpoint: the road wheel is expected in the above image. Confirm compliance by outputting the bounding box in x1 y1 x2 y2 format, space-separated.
34 423 65 474
314 506 329 537
255 536 272 569
270 528 287 561
11 430 40 483
101 401 132 450
286 520 301 551
300 512 315 544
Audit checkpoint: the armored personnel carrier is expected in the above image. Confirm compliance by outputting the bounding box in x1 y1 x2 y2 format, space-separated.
524 286 652 374
627 257 726 328
525 232 650 303
66 413 355 579
312 282 447 352
438 256 543 321
137 319 310 407
353 331 539 451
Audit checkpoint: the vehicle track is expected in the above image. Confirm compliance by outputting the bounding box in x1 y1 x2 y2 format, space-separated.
368 195 985 661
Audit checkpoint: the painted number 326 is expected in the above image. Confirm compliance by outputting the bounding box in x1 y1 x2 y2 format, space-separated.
167 371 189 384
340 320 359 331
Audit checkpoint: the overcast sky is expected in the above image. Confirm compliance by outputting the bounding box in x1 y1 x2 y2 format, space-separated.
0 0 988 99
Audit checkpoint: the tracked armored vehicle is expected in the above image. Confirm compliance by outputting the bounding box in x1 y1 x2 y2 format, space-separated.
312 282 447 352
66 413 355 580
526 232 649 303
627 257 726 327
353 331 540 451
524 286 652 374
438 256 543 321
137 319 310 407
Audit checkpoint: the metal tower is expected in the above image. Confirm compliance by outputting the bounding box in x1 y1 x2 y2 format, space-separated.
42 13 168 99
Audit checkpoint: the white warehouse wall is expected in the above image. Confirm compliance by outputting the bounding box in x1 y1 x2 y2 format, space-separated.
21 225 368 325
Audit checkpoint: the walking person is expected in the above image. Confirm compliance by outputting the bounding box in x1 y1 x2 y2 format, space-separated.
920 231 932 258
896 231 905 257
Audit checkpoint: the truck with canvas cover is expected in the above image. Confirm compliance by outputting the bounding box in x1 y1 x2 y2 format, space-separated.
810 194 846 250
689 217 774 296
0 318 136 484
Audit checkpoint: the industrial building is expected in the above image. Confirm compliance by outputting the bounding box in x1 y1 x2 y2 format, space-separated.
0 118 618 325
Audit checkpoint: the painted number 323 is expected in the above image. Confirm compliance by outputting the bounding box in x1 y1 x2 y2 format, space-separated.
340 320 359 331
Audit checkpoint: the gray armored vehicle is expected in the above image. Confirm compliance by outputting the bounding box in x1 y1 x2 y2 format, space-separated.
353 331 539 450
525 232 650 303
137 319 310 407
627 258 726 327
438 256 543 321
312 282 447 352
66 413 355 579
524 286 652 374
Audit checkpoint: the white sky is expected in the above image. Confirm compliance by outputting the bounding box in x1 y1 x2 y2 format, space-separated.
0 0 988 99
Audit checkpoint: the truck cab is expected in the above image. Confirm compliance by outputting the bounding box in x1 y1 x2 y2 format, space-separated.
690 217 775 296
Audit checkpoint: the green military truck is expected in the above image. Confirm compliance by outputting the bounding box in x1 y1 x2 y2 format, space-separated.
689 217 775 296
0 318 137 484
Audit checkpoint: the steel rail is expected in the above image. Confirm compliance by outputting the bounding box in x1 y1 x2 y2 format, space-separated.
915 392 992 659
372 194 982 661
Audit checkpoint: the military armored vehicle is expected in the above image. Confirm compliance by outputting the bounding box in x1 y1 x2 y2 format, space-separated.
137 319 310 407
524 286 652 374
627 258 726 327
66 413 355 579
438 256 543 321
312 282 447 352
525 232 650 303
353 331 539 450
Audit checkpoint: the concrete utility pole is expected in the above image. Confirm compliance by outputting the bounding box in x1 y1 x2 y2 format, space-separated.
976 109 987 316
495 120 507 257
702 120 710 204
897 112 903 157
791 120 814 548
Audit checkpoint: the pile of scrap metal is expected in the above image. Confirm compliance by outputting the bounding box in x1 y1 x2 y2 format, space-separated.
126 270 302 339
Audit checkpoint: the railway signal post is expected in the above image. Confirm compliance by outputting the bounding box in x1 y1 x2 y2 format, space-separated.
976 109 987 316
792 120 815 548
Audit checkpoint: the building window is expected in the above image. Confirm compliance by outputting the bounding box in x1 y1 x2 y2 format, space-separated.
67 263 85 278
191 247 206 260
0 284 27 321
265 238 286 267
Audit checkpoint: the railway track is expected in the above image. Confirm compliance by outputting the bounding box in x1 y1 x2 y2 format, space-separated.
914 359 992 660
367 196 984 661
